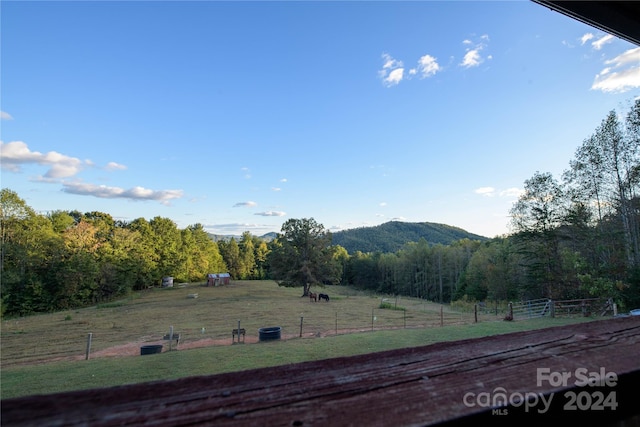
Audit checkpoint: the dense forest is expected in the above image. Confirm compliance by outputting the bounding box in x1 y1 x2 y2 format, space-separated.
1 101 639 316
331 221 488 254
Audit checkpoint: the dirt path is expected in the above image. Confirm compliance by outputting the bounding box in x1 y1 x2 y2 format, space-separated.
25 326 421 365
72 328 388 361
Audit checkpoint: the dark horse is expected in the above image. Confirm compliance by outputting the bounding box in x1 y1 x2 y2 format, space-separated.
309 292 317 302
318 293 330 302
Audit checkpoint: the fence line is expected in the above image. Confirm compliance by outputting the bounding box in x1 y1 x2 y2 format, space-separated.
510 298 551 320
2 298 615 366
148 307 492 344
508 297 613 320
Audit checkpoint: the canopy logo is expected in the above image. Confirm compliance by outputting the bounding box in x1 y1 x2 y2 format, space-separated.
462 388 553 415
462 366 618 416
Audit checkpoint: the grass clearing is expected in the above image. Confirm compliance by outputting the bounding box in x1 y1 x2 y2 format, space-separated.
0 280 598 399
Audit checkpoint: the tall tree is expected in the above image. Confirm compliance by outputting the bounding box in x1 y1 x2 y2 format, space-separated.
239 231 255 279
219 238 241 279
126 218 160 288
1 189 65 314
596 110 639 268
253 239 270 279
510 172 566 298
185 223 226 279
149 217 182 281
268 218 339 296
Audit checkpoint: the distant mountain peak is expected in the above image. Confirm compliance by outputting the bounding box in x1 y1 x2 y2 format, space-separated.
207 231 277 243
331 221 487 254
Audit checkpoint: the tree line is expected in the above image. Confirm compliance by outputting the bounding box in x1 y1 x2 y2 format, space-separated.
346 101 638 309
1 101 638 316
0 191 284 316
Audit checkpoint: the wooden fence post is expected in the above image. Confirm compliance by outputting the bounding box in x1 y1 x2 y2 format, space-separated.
440 305 444 327
474 304 478 323
85 333 92 360
299 316 304 338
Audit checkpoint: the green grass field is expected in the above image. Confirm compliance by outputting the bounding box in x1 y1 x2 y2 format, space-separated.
0 280 598 399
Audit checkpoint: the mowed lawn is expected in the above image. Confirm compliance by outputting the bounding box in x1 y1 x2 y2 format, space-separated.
0 280 597 399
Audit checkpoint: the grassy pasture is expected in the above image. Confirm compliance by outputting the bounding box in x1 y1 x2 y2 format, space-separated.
0 280 596 399
0 281 485 367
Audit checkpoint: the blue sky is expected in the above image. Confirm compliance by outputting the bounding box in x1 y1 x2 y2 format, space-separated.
2 1 639 239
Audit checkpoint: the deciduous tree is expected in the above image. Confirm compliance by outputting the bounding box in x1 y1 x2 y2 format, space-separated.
268 218 339 296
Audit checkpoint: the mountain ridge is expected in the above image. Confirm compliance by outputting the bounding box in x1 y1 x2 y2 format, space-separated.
330 221 489 254
208 221 488 254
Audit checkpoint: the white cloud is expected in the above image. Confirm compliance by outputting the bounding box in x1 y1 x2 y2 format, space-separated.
384 68 404 86
592 47 640 93
280 178 287 182
475 186 523 198
475 187 495 197
379 53 405 87
62 182 183 205
381 53 403 70
416 54 441 78
460 35 490 69
580 33 594 45
592 34 614 50
379 202 387 207
233 201 257 208
461 49 481 68
255 211 286 217
0 140 87 178
271 187 281 192
105 161 127 171
1 111 13 120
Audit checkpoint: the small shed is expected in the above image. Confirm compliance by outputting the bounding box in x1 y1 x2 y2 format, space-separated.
207 273 230 286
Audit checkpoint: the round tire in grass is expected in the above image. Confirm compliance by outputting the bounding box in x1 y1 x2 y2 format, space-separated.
140 344 163 355
258 326 281 341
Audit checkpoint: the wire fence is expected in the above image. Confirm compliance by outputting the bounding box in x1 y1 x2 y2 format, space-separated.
167 305 499 346
2 294 614 366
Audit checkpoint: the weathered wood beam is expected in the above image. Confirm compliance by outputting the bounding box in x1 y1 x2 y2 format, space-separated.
4 317 640 426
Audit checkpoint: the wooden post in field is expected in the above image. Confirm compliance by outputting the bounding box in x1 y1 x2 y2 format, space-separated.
550 301 555 318
440 305 443 327
474 304 478 323
613 303 618 316
299 316 303 338
169 326 174 351
85 333 92 360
